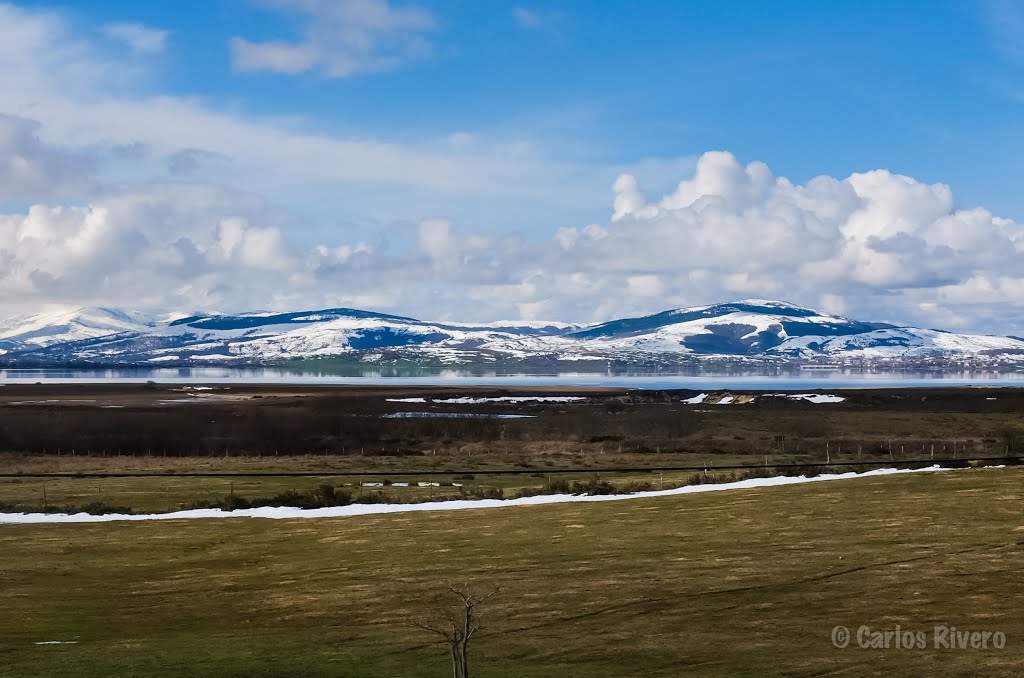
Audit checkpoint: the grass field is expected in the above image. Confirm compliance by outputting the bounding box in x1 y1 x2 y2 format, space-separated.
0 451 861 514
2 383 1020 515
2 466 1023 676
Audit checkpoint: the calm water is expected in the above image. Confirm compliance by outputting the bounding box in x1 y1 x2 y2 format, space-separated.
1 367 1023 389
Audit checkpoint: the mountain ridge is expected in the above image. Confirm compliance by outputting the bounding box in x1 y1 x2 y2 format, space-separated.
0 300 1021 368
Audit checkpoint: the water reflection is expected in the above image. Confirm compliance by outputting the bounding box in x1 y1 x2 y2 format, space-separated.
1 366 1023 389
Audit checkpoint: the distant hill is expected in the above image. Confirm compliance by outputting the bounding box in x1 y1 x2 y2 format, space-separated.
1 300 1022 368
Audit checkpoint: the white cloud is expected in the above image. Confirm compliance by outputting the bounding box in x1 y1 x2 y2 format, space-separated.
100 22 168 54
0 183 302 311
542 153 1024 331
230 0 435 78
627 274 663 298
0 114 95 201
1 150 1021 335
166 148 230 176
0 0 629 220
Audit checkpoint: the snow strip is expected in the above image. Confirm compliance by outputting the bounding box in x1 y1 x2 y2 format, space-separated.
0 466 959 524
682 393 708 404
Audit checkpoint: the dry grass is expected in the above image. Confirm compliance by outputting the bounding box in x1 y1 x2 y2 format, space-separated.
2 466 1023 676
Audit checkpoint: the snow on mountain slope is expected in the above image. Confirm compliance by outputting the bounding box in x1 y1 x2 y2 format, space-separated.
1 307 572 364
770 327 1024 359
480 299 1024 362
548 300 895 356
1 300 1021 365
213 316 537 361
0 307 158 354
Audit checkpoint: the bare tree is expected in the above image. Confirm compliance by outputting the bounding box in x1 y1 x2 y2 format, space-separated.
414 582 499 678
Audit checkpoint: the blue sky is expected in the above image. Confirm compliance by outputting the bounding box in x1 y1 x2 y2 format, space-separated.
35 0 1021 221
0 0 1022 331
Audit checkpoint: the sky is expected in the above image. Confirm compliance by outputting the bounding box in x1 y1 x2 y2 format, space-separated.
0 0 1022 333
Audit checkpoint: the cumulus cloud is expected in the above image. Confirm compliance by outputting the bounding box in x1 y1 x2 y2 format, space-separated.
2 150 1021 334
100 22 168 54
230 0 435 78
544 152 1024 331
0 183 304 310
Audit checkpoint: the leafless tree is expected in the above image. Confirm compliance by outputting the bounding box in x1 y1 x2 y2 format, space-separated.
414 582 499 678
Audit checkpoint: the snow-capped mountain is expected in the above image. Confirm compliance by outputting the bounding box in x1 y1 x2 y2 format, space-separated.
0 307 159 355
561 300 894 355
1 300 1021 367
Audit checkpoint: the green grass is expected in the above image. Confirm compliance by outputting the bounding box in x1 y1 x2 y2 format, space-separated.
2 467 1023 676
0 452 866 514
0 469 743 513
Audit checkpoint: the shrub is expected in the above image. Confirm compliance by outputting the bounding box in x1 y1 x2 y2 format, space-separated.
548 479 572 493
75 501 135 515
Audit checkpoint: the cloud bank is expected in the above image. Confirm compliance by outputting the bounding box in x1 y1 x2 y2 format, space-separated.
1 130 1021 333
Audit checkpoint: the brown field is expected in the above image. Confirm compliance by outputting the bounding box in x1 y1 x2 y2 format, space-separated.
0 383 1020 514
2 466 1023 676
1 384 1022 675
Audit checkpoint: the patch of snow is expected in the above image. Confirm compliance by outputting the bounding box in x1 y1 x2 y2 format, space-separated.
718 396 735 405
0 466 959 523
767 393 845 404
682 393 708 404
795 394 845 404
146 356 178 362
35 641 78 645
385 397 427 403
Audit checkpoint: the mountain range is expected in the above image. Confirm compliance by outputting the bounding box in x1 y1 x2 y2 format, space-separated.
0 300 1022 369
